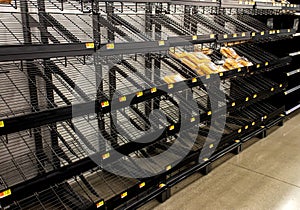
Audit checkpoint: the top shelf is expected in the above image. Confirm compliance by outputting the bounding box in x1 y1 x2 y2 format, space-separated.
1 0 300 13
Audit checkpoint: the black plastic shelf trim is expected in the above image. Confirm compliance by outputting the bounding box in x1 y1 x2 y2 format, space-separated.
0 43 95 62
0 101 94 136
217 32 251 43
221 1 255 9
252 29 295 41
0 29 296 61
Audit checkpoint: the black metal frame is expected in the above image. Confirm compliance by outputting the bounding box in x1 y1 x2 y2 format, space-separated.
0 1 298 209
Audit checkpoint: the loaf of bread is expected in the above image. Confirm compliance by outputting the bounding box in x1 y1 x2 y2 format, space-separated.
223 58 244 70
195 69 205 76
0 0 11 3
198 63 219 75
220 47 240 59
193 52 211 60
201 48 213 55
181 57 198 70
236 57 253 67
185 53 203 65
163 74 185 84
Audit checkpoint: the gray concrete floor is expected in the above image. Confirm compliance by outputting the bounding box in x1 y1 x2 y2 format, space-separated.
139 112 300 210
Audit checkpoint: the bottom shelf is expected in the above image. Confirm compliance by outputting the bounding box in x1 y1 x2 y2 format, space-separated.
1 103 285 210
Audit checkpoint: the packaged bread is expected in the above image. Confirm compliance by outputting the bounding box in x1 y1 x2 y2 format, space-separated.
193 52 211 61
223 58 243 70
236 57 253 67
220 47 239 59
195 69 206 76
186 53 210 66
0 0 11 3
163 74 185 84
198 63 219 75
185 53 203 65
180 57 198 70
201 48 213 55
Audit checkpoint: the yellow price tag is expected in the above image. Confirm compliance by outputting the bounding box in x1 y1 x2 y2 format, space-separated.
261 31 265 35
219 72 223 77
139 182 146 188
207 111 212 116
158 40 165 46
121 192 128 199
190 117 196 122
223 34 228 39
119 96 126 102
252 32 256 37
102 152 110 160
96 200 104 208
232 102 236 107
169 125 175 131
0 121 4 128
253 94 258 98
159 183 166 188
252 122 256 126
209 144 214 149
238 68 242 72
245 97 249 102
192 35 197 40
271 87 275 92
101 101 109 108
206 74 211 79
151 87 157 93
106 43 115 49
166 165 172 171
210 34 215 39
136 91 143 97
86 42 95 49
238 129 242 133
256 64 260 68
245 125 249 129
233 34 237 38
168 84 174 89
0 189 11 199
265 62 269 66
192 78 197 83
242 32 246 37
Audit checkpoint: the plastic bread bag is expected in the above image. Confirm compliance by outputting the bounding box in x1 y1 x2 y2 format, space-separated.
236 56 253 67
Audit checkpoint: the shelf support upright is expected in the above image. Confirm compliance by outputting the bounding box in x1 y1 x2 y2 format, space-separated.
20 0 45 173
145 2 153 128
106 2 118 146
37 0 60 169
93 1 106 146
184 6 191 32
154 3 162 110
191 6 198 34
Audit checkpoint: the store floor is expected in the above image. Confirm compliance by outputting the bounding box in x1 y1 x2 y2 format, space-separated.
140 112 300 210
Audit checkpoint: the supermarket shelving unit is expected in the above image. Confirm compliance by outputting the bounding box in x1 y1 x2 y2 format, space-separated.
0 0 299 209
